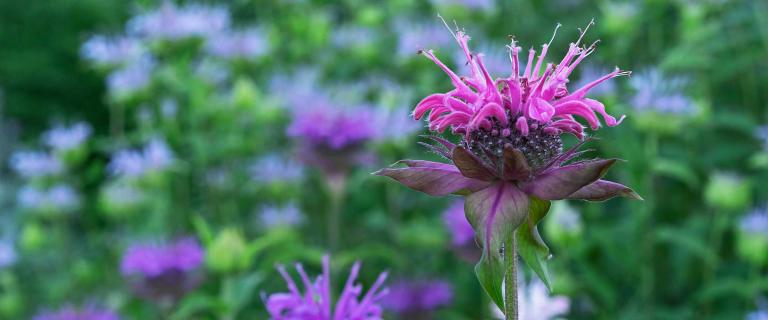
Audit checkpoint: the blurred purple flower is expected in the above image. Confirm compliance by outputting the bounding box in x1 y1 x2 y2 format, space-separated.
395 22 453 58
382 279 453 316
160 98 178 118
258 203 304 229
373 106 422 141
81 35 142 65
47 184 81 210
103 183 144 207
33 306 119 320
195 59 230 84
442 200 474 247
430 0 495 11
748 311 768 320
207 28 269 59
756 125 768 151
0 240 16 269
127 2 230 40
288 104 375 150
107 58 154 95
44 122 92 152
332 26 377 49
740 205 768 235
264 255 388 319
17 184 80 212
250 154 304 184
630 69 695 115
121 237 204 302
9 150 63 178
109 138 174 178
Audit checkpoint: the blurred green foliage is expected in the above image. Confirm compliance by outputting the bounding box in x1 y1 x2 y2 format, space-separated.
0 0 767 319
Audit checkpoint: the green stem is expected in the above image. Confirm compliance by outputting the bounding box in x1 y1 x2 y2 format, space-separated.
326 174 347 253
504 234 518 320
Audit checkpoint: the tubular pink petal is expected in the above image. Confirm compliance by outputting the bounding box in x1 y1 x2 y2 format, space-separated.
427 106 452 122
515 117 529 136
322 256 332 318
295 264 317 304
503 79 523 115
554 100 601 130
584 98 625 126
475 54 503 103
473 102 508 128
444 95 472 114
532 44 549 79
277 265 302 297
413 94 446 120
529 98 556 122
456 31 480 81
523 47 535 79
332 262 362 320
508 42 521 79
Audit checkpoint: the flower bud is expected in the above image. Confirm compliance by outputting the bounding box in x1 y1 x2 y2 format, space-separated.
206 228 248 273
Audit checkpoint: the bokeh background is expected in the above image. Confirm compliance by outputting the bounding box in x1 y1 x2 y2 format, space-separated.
1 0 767 319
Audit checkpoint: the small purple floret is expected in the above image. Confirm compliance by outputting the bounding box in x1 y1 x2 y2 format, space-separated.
264 255 388 320
382 279 453 314
33 305 120 320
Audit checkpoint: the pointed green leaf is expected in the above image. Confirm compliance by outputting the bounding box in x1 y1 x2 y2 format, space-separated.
475 241 505 310
516 197 553 290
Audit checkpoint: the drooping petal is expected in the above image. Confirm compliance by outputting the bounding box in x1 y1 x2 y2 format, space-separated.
374 161 491 196
567 179 642 201
502 145 532 181
413 93 445 120
452 147 497 181
521 159 617 200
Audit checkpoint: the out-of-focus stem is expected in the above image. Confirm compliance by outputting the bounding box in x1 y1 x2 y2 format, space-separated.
326 174 347 253
504 234 518 320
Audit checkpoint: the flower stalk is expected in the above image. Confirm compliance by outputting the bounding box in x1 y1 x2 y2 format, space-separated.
504 233 518 320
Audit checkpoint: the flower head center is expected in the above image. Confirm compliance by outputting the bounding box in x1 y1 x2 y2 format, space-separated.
461 116 563 168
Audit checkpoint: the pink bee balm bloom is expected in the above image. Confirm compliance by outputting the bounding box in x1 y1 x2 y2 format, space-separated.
413 22 627 140
264 255 389 320
375 21 640 306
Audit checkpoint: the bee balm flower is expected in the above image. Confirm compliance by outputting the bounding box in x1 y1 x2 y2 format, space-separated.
264 255 388 320
375 21 640 305
121 237 204 302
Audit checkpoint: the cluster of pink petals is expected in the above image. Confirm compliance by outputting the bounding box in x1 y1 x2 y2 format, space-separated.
265 256 389 320
414 22 629 139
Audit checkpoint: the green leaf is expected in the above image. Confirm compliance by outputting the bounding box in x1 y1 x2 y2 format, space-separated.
465 183 529 311
221 272 264 316
516 197 553 291
474 239 505 311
